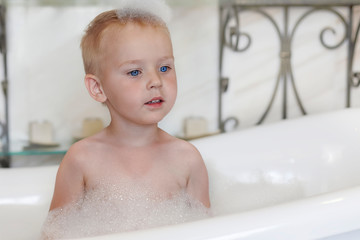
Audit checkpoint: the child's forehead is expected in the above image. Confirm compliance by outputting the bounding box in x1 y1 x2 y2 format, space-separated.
100 22 170 48
104 21 168 37
98 22 173 62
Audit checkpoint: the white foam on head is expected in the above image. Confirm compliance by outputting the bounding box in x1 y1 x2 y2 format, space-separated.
116 0 172 24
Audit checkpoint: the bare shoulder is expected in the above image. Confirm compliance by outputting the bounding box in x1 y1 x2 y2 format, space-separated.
63 138 95 165
165 135 203 162
167 137 210 207
70 132 107 157
50 133 111 210
59 135 105 176
50 138 97 210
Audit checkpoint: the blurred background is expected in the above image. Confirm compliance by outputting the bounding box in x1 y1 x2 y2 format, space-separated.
0 0 359 166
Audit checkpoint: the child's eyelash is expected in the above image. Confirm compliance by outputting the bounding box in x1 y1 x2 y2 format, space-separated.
127 66 171 76
128 70 141 77
159 65 172 72
159 66 167 72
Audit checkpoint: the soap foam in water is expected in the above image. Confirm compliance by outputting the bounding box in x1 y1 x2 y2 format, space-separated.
41 181 209 239
42 161 306 239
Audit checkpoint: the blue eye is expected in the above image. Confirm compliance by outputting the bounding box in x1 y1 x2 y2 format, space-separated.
160 66 168 72
129 70 140 76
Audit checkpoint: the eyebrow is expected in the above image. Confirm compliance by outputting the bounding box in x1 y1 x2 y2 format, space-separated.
159 56 175 62
119 56 174 67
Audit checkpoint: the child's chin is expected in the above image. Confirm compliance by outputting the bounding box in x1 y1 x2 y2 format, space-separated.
146 111 171 123
146 117 166 125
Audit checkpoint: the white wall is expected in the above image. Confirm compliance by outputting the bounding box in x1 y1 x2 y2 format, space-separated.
5 1 360 146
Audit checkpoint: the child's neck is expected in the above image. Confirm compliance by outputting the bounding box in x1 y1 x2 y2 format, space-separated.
105 121 162 147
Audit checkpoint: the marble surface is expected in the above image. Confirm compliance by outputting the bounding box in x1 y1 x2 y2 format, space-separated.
4 0 360 145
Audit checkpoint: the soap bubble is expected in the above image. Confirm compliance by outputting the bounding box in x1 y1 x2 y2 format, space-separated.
116 0 172 23
41 181 209 239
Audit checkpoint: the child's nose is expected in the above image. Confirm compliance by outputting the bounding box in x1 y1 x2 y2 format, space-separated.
147 72 163 89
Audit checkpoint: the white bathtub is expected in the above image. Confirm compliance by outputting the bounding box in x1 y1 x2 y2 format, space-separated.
1 108 360 240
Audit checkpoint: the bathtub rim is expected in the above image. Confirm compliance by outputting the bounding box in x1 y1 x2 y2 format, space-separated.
79 184 360 240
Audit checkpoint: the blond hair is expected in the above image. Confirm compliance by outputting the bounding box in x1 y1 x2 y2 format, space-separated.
80 8 169 75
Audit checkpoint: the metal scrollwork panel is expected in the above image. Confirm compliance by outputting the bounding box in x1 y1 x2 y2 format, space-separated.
218 2 360 131
0 4 9 168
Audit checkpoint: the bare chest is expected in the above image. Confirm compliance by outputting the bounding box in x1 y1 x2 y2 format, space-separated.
84 150 188 198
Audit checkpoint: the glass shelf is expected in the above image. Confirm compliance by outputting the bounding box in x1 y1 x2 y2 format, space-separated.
0 141 70 156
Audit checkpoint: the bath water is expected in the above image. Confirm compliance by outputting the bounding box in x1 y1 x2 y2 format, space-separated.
41 181 209 239
41 163 305 239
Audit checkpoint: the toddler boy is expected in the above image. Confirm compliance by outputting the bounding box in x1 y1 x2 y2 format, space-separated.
44 6 210 238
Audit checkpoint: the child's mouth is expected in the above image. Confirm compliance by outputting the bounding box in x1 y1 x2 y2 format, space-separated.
145 97 164 106
146 99 163 104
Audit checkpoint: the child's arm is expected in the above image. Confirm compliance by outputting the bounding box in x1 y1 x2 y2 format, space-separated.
186 146 211 208
49 144 86 210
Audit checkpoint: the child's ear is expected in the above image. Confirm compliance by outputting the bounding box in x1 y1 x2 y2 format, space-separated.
84 74 107 103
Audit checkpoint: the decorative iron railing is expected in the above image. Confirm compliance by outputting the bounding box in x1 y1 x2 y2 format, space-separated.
0 3 9 167
218 0 360 132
